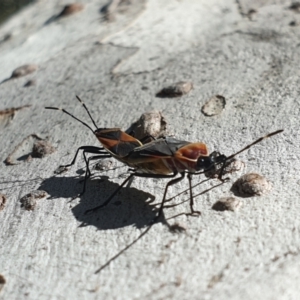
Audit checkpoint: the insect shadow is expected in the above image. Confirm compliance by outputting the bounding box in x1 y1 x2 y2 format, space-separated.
39 174 164 230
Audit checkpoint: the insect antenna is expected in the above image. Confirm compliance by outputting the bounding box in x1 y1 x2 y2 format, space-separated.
226 129 284 161
75 95 98 129
45 106 95 134
210 129 284 181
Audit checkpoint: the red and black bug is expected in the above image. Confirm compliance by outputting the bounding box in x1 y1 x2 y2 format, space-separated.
85 129 283 222
46 96 145 196
46 96 283 223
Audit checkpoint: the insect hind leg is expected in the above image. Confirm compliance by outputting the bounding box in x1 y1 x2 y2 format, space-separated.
59 146 107 170
84 173 135 214
73 152 111 199
81 147 111 178
56 146 111 199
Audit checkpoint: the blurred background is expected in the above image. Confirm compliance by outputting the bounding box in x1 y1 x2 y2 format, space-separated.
0 0 34 24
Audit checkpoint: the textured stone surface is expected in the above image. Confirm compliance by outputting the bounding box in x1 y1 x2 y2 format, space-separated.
0 0 299 299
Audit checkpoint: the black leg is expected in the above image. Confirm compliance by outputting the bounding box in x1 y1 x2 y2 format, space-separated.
187 173 201 216
84 172 179 215
151 172 185 223
84 170 202 222
78 153 111 197
60 146 111 198
84 173 135 214
60 146 108 169
217 161 230 182
82 150 111 179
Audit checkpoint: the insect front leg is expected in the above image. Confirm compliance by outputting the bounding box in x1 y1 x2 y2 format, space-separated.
126 172 202 222
205 151 230 182
217 164 231 182
214 156 234 183
186 173 201 216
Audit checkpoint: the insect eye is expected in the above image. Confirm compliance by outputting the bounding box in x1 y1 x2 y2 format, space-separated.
197 157 212 170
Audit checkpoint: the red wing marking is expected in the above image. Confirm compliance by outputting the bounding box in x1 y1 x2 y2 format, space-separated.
95 129 142 157
175 143 209 161
98 137 119 149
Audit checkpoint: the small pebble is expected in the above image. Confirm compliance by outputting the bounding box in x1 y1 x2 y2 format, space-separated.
246 9 257 20
0 274 6 293
24 79 36 87
32 140 56 158
11 64 38 78
58 3 84 17
156 81 193 98
0 194 6 211
289 20 297 26
21 197 37 210
4 134 50 165
169 222 187 233
247 9 257 15
127 111 168 141
20 190 48 211
212 197 242 212
54 165 69 174
289 2 300 12
1 33 12 43
231 173 272 197
94 159 114 171
201 95 226 116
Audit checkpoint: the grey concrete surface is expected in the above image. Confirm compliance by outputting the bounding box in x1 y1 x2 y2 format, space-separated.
0 0 299 299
